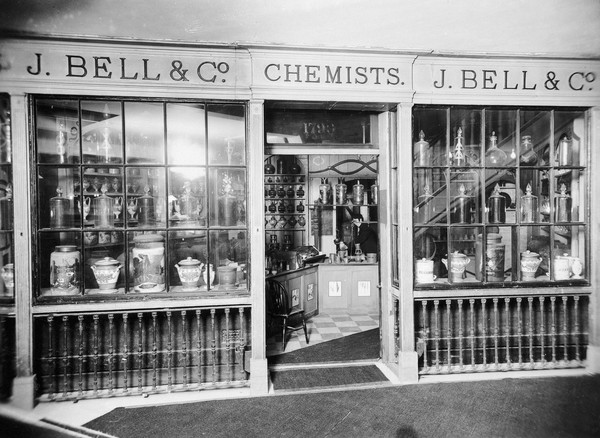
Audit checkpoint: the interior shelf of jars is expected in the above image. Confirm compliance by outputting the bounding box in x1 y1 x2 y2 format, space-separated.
264 156 308 251
412 107 587 288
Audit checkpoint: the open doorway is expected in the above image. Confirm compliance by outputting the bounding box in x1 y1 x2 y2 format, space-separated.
264 152 381 365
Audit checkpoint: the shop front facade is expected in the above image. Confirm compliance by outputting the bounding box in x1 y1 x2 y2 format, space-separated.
0 36 598 408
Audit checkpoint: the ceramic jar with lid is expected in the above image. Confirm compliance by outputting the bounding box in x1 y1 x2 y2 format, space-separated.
415 258 436 284
131 234 165 292
175 257 203 291
91 256 122 291
553 253 572 280
442 251 471 283
520 250 542 281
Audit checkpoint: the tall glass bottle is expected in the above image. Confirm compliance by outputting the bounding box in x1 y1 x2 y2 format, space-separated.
485 131 507 166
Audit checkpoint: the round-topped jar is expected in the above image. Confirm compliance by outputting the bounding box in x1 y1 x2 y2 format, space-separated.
520 250 542 281
175 257 203 291
50 245 80 293
132 234 165 292
91 256 122 291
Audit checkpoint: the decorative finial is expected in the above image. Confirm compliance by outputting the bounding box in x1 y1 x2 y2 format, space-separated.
419 130 425 141
56 187 63 197
526 182 532 194
560 183 568 195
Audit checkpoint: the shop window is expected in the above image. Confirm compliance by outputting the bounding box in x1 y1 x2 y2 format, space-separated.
412 106 588 288
0 94 14 301
33 97 248 300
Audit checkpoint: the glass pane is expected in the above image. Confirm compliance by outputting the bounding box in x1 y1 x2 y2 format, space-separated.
0 94 14 299
167 103 206 165
208 168 246 227
209 230 247 289
450 108 481 167
520 110 551 165
125 102 164 164
449 169 481 224
447 226 480 284
36 99 80 164
554 169 585 222
81 101 123 165
484 109 517 167
82 166 126 229
168 167 207 227
125 167 166 228
169 230 208 291
39 232 82 297
413 108 448 166
475 227 513 283
413 168 447 224
520 225 551 280
414 226 446 284
127 231 166 293
552 225 586 281
39 167 80 229
484 169 516 224
554 110 586 167
208 104 245 165
519 169 544 224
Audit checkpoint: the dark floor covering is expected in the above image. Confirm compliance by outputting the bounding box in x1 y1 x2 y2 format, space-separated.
85 374 600 438
270 364 389 391
269 327 380 365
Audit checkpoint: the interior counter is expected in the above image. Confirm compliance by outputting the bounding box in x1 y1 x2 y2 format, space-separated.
268 262 379 315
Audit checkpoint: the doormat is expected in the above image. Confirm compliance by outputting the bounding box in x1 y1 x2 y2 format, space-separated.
269 328 380 366
270 364 389 391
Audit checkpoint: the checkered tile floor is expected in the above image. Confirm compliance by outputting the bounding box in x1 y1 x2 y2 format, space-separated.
267 310 380 356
